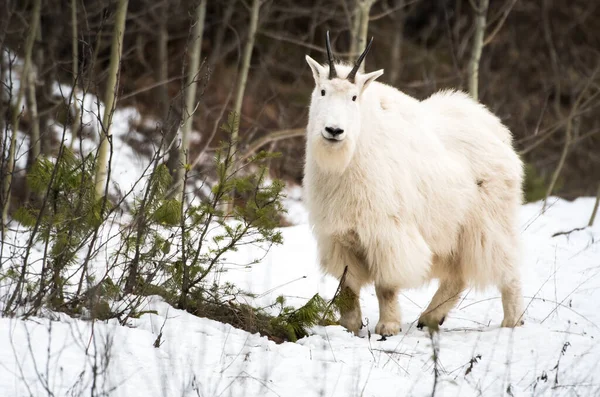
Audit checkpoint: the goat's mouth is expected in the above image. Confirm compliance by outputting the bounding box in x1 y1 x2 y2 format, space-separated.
321 134 344 143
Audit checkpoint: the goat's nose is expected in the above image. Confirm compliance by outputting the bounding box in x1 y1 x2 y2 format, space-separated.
325 126 344 136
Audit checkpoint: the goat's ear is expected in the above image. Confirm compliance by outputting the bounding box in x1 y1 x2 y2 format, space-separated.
305 55 325 83
358 69 384 93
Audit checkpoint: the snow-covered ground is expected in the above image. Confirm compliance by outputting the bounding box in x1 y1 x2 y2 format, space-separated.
1 197 600 397
2 53 599 396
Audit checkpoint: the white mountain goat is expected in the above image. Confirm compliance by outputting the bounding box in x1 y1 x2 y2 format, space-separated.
303 32 525 336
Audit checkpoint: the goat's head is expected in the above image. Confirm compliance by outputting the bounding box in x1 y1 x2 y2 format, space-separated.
305 31 383 173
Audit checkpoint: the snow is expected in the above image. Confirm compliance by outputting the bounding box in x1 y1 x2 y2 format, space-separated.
281 183 310 226
1 54 151 203
51 83 151 200
2 50 599 396
1 197 600 397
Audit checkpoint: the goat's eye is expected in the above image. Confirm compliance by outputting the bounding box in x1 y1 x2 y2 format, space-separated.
352 95 357 101
321 89 326 96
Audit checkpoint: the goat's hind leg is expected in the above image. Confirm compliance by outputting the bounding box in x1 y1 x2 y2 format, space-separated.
497 245 525 327
418 277 465 329
499 277 525 327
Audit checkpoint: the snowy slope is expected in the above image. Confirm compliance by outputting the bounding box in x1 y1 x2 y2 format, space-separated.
1 197 599 397
2 54 599 396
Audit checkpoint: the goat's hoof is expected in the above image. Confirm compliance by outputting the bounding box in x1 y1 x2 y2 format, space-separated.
375 320 402 336
339 312 362 335
501 317 525 328
417 315 445 330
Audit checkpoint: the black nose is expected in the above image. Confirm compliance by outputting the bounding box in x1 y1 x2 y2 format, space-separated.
325 126 344 136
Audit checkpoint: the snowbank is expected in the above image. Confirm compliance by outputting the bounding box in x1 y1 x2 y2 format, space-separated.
1 197 600 397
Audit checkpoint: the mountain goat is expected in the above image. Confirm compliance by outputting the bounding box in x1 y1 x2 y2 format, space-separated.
303 32 525 336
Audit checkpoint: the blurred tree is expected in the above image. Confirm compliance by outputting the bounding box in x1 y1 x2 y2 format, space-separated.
172 0 207 200
94 0 129 198
2 0 40 230
468 0 488 100
69 0 80 152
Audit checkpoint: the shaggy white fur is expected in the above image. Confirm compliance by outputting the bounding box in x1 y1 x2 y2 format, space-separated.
303 56 525 336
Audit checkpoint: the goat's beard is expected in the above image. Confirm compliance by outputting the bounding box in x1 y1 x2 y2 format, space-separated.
308 135 355 174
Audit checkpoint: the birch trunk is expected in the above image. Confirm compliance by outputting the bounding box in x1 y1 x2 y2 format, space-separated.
543 117 577 210
156 4 180 177
230 0 261 152
223 0 261 212
25 67 41 172
542 67 596 210
388 3 404 85
356 0 376 73
2 0 41 229
94 0 128 198
350 3 362 61
173 0 207 200
468 0 489 101
69 0 80 151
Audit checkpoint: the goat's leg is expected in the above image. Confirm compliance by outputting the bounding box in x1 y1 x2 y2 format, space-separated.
368 223 430 336
319 236 369 335
337 265 370 334
374 284 402 336
418 278 465 329
338 284 363 334
499 277 525 327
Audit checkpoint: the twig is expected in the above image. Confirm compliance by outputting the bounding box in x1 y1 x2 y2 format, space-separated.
237 128 305 163
552 227 586 238
588 184 600 226
321 265 348 323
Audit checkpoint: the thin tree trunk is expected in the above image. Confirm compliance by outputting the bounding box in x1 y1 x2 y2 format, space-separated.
26 5 42 172
173 0 207 200
25 68 41 172
589 184 600 227
543 117 577 210
543 67 597 210
0 5 12 148
37 20 59 156
2 0 41 230
156 9 169 117
350 2 362 61
224 0 261 212
468 0 489 101
69 0 80 151
94 0 129 198
387 2 405 85
355 0 377 73
230 0 261 153
155 3 179 177
0 53 6 154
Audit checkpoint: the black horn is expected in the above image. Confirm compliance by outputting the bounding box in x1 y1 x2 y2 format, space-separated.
326 31 337 79
347 36 374 83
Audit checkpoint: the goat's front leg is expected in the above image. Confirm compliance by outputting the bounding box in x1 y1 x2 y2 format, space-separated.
319 235 370 335
366 223 431 336
338 285 362 335
375 284 402 336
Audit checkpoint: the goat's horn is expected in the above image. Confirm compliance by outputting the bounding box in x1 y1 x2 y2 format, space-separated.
326 31 337 79
347 36 374 83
